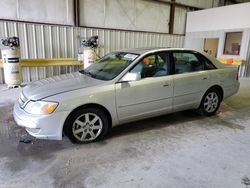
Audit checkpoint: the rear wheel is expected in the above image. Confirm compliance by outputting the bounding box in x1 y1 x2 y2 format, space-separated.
64 108 109 144
198 88 221 116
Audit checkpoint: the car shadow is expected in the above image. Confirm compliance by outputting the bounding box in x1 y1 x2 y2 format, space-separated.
4 100 245 162
109 110 205 139
6 110 202 158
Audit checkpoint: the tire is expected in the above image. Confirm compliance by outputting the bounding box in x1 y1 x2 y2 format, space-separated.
198 88 221 116
64 108 109 144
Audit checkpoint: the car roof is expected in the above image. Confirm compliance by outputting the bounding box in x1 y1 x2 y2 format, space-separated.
115 47 167 55
115 47 192 55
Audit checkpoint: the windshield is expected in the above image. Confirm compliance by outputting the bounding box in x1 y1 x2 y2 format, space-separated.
80 52 139 80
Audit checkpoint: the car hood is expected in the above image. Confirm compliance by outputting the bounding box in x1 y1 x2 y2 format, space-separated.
22 72 105 100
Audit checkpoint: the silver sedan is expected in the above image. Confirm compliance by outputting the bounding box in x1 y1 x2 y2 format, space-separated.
13 48 240 143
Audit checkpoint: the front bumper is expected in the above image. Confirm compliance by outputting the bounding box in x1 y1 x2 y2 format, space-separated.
13 102 69 140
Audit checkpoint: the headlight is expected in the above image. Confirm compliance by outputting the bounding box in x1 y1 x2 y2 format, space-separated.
24 100 59 115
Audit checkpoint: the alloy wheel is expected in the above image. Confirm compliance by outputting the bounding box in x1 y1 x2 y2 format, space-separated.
72 113 103 142
203 92 219 113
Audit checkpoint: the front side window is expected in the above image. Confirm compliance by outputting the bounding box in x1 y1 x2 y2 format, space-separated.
82 52 139 80
173 52 205 74
224 32 242 55
130 52 168 78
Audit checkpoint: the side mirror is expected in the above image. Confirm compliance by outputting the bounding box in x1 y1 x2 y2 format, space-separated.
120 72 141 82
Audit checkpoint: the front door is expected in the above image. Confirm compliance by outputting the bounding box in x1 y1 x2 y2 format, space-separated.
115 52 173 123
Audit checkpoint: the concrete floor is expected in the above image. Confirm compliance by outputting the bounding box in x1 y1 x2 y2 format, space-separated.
0 79 250 188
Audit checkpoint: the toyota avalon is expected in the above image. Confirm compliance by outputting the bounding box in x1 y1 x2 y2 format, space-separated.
13 48 240 143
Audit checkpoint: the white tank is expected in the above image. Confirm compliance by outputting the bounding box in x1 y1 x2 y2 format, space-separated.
1 48 22 87
83 47 95 69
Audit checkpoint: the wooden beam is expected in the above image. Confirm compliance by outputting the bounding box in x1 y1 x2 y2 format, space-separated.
145 0 202 10
74 0 80 27
169 0 175 34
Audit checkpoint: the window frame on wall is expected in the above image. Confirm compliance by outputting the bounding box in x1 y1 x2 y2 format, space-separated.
223 31 243 56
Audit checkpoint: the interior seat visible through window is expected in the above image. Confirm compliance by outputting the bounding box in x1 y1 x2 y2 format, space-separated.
173 52 205 74
130 52 169 78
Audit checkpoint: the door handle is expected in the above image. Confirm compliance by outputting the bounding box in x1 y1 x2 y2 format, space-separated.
163 83 169 87
202 77 208 80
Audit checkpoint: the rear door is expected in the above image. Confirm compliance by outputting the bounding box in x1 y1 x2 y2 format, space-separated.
115 51 174 123
170 51 212 111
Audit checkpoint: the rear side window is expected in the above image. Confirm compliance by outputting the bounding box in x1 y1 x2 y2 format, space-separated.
173 52 205 74
197 53 217 70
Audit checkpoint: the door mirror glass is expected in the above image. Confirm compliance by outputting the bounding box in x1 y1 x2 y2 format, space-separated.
120 72 141 82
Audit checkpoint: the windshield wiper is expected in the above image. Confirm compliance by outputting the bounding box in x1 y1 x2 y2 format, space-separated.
79 70 96 78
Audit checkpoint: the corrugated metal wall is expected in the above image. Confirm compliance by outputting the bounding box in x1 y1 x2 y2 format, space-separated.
80 0 171 33
0 0 74 25
174 6 188 35
0 21 184 83
0 0 221 28
176 0 220 9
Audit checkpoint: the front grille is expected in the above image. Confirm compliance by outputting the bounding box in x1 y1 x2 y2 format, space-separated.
18 92 29 108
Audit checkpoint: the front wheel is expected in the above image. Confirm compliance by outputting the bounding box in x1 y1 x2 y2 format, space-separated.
64 108 109 144
198 89 221 116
